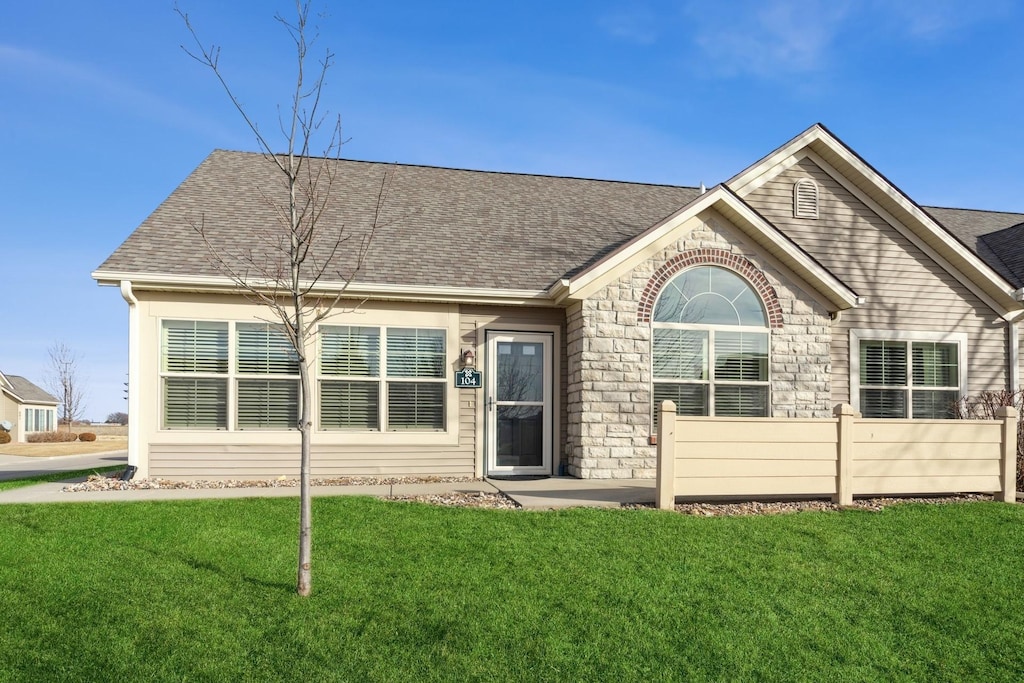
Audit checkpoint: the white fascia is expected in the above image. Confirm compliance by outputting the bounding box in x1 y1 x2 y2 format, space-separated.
94 270 554 307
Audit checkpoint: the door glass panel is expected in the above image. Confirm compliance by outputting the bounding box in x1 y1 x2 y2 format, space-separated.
497 342 543 402
496 405 544 467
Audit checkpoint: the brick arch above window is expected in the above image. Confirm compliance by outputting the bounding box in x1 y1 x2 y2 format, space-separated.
637 249 784 327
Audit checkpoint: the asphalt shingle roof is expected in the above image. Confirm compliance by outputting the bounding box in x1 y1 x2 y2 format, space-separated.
96 150 1024 293
925 206 1024 288
97 151 702 291
2 374 58 404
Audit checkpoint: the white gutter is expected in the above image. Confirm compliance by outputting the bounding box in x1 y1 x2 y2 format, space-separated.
119 281 144 478
94 270 552 306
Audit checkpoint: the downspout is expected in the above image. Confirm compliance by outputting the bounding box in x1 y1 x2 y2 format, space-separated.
119 281 143 478
1010 319 1021 393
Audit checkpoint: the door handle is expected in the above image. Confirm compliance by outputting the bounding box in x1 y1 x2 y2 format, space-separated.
486 396 495 412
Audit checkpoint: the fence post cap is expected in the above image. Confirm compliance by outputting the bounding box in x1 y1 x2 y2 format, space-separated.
659 400 676 412
833 403 857 417
996 406 1019 418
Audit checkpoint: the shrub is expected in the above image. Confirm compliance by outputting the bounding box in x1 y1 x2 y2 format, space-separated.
78 432 97 442
0 431 10 445
954 389 1024 491
26 431 80 443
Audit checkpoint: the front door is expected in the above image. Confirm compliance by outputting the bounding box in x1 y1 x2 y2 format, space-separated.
486 331 552 475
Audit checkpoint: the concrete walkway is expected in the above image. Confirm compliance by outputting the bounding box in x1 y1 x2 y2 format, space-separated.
0 472 654 509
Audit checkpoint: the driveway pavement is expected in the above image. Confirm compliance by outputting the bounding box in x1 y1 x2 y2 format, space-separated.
0 450 128 481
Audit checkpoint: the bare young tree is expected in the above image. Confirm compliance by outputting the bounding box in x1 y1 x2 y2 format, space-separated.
46 342 86 430
177 1 393 597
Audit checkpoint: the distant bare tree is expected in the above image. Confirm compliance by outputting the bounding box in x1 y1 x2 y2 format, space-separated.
177 1 394 596
106 412 129 425
46 342 86 431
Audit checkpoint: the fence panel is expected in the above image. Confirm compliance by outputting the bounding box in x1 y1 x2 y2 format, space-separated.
655 402 1017 509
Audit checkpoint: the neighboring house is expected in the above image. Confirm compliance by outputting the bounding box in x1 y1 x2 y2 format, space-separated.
0 371 58 443
92 124 1024 481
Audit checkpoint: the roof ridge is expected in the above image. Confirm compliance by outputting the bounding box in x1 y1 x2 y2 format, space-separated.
208 149 700 191
924 205 1024 218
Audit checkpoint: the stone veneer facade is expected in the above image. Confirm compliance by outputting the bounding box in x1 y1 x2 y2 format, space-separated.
565 216 834 479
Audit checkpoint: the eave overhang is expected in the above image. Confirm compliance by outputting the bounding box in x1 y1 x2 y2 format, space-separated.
92 270 556 307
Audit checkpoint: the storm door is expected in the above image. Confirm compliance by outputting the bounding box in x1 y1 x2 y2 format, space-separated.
485 332 552 475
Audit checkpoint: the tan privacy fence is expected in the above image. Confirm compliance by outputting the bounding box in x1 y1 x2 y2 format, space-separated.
655 402 1018 509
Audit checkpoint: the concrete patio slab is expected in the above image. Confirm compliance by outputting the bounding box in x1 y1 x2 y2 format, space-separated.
390 481 499 497
488 476 655 509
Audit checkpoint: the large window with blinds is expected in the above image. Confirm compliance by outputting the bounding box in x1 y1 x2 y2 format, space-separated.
161 319 449 433
320 326 446 431
161 320 229 429
236 323 299 429
652 266 769 426
852 330 965 419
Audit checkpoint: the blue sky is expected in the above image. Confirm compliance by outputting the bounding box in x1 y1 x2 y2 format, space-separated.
2 0 1023 420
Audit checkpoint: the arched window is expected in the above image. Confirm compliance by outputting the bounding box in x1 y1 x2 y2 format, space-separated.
652 266 770 421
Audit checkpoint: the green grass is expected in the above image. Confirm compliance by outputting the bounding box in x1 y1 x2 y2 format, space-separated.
0 465 126 492
1 498 1022 681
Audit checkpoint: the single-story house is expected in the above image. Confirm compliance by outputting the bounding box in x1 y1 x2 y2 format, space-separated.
93 124 1024 481
0 371 58 443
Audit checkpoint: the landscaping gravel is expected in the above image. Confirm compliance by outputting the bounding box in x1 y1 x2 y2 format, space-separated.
60 473 993 514
390 491 521 509
624 493 993 516
61 474 480 492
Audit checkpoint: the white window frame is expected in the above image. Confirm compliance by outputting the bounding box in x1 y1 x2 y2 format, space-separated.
651 266 772 422
850 329 968 418
159 319 231 431
154 306 459 447
24 407 54 432
235 322 301 431
652 322 771 418
317 325 448 433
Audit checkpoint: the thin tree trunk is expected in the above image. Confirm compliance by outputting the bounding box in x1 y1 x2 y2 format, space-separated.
297 352 312 596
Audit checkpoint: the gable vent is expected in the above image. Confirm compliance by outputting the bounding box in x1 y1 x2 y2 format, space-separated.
793 178 819 219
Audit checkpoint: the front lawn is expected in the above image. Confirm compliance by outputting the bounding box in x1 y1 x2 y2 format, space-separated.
1 498 1022 681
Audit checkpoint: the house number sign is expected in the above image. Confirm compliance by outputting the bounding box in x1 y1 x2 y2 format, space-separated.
455 368 482 388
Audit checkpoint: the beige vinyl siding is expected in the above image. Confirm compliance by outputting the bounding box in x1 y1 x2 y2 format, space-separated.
460 304 568 470
150 443 473 479
1019 324 1024 391
746 157 1009 403
137 292 567 480
137 291 474 480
